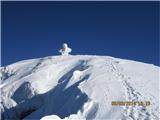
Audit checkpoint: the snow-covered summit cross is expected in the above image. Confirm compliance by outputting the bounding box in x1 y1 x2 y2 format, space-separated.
59 43 72 55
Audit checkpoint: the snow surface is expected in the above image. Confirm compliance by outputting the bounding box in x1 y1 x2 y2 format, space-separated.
0 55 159 120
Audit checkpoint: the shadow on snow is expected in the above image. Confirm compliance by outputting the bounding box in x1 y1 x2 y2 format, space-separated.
2 60 92 120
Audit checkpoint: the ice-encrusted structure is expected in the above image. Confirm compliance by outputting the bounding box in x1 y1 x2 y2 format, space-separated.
59 43 72 55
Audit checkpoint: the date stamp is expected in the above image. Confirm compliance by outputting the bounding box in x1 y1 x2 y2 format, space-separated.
111 101 151 107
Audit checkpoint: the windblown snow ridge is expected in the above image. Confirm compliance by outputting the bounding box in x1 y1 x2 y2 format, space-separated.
0 55 159 120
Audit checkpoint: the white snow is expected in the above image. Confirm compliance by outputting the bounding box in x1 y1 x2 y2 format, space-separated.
0 55 159 120
40 114 85 120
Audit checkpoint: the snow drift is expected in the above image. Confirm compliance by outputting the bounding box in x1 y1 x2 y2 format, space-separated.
0 55 159 120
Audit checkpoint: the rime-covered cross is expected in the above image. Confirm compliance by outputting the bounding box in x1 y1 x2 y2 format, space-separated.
59 43 72 55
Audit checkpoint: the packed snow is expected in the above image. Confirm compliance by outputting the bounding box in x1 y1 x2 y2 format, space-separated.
0 55 159 120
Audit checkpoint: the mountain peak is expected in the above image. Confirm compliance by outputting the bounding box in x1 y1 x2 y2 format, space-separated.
0 55 159 120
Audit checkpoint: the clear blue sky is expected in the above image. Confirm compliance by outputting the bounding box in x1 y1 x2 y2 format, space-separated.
1 1 159 66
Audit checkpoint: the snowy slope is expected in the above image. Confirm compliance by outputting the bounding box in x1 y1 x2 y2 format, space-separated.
0 55 159 120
